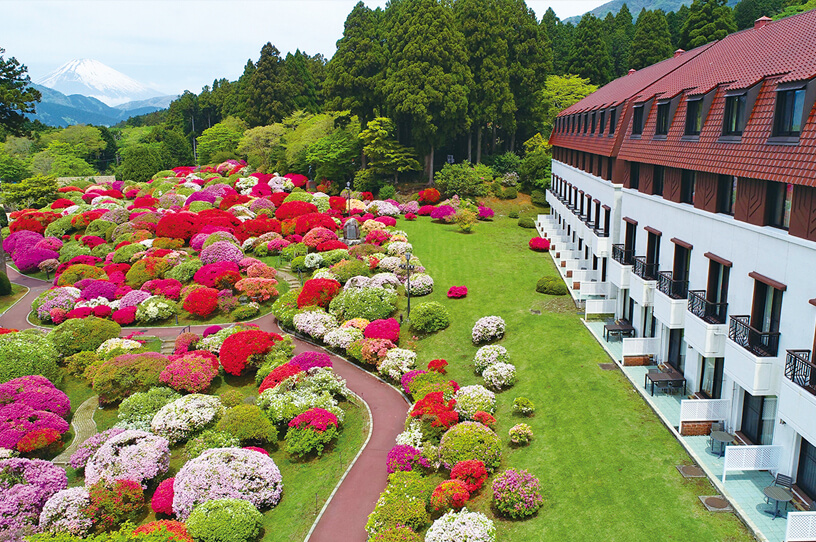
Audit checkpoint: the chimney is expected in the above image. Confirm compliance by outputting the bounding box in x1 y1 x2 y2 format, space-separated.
628 69 636 75
755 16 772 29
674 49 685 58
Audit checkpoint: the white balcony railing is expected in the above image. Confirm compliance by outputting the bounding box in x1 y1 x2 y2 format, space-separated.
622 337 660 358
722 445 782 482
786 512 816 541
679 399 731 425
585 299 616 316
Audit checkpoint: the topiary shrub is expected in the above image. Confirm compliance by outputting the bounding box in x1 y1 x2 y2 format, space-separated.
531 190 547 206
48 317 121 357
430 479 470 512
0 272 11 296
508 210 519 219
517 216 535 228
536 276 568 295
512 396 535 416
410 302 450 333
186 498 262 542
117 387 181 431
491 468 543 518
285 407 340 457
216 405 278 444
330 259 371 283
438 421 502 472
0 332 61 385
89 352 169 405
365 471 433 538
329 287 397 321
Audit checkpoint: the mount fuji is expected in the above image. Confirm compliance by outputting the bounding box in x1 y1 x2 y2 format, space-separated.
36 59 160 107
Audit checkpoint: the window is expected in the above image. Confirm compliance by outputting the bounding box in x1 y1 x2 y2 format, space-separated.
752 280 783 336
632 105 644 135
570 115 575 132
583 113 589 133
741 393 776 445
629 162 640 190
774 88 806 137
590 112 596 134
723 94 747 136
668 329 685 373
655 101 671 135
609 107 617 135
767 181 793 229
653 166 664 196
685 99 703 135
717 175 737 215
798 439 816 500
700 357 724 399
680 170 695 204
599 110 606 134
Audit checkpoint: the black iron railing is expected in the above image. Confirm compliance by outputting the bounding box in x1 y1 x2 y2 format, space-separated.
612 244 634 265
785 350 816 394
593 225 608 238
687 290 728 324
657 271 689 299
633 256 658 280
728 315 780 357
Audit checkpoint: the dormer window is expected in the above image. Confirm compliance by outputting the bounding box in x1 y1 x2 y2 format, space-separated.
632 105 645 136
723 94 747 136
609 108 617 135
655 102 671 135
590 112 596 134
599 110 606 135
685 99 703 136
773 87 805 137
583 113 589 133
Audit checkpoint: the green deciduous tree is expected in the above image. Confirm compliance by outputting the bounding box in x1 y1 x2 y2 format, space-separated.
0 150 29 183
237 124 286 172
117 144 166 183
679 0 737 50
196 117 246 164
1 174 57 208
630 9 674 70
359 117 421 182
568 14 614 85
538 74 598 134
0 48 41 136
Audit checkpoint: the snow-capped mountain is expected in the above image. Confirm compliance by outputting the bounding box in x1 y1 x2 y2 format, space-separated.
36 59 160 107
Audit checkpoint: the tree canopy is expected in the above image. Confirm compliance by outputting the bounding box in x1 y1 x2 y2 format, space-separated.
0 48 41 136
630 9 674 70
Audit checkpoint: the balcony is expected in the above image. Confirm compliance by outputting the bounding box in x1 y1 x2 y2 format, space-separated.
657 271 688 300
629 263 656 307
612 244 634 265
608 245 631 290
586 222 611 258
687 290 728 325
785 350 816 395
633 256 658 280
728 315 780 358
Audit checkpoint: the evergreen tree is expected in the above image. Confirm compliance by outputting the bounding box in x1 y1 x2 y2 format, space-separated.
324 2 385 126
455 0 515 163
246 43 296 127
666 6 690 50
679 0 737 50
734 0 785 29
610 4 635 76
381 0 472 183
568 14 614 85
285 50 320 114
630 9 674 70
505 0 551 151
358 117 421 182
0 48 40 136
542 9 573 75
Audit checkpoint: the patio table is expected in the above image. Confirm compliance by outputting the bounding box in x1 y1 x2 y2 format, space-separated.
763 486 793 519
604 323 635 341
644 371 686 396
710 431 734 457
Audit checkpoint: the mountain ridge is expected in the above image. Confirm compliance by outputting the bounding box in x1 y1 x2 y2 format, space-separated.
564 0 740 23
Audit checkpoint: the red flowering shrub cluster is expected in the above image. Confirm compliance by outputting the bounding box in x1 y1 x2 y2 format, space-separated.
150 477 175 515
529 237 551 251
430 479 470 512
133 520 193 542
364 318 400 343
83 479 145 530
417 205 436 216
156 212 200 240
193 262 240 288
295 213 338 235
183 287 219 317
409 392 459 433
16 427 62 453
258 363 303 393
450 460 488 493
473 411 496 428
297 278 341 309
418 188 440 204
220 330 278 375
142 278 182 300
427 359 448 374
160 351 219 393
361 338 396 366
276 200 318 220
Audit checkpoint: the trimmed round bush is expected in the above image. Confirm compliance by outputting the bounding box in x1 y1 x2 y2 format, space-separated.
184 430 239 459
216 404 278 444
410 302 450 333
473 345 508 375
517 216 535 228
536 276 568 295
48 317 121 357
492 468 543 518
512 396 536 416
186 498 262 542
482 362 517 390
453 385 496 419
365 471 432 538
371 525 421 542
90 352 169 405
425 508 496 542
439 421 502 472
471 315 505 344
329 287 397 321
0 332 61 385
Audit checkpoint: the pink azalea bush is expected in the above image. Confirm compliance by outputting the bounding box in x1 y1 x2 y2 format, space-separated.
528 237 550 251
159 352 219 394
364 318 400 343
151 477 175 515
386 444 430 473
447 286 468 298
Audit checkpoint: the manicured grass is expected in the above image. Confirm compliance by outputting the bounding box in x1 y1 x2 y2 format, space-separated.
399 215 753 541
0 283 28 316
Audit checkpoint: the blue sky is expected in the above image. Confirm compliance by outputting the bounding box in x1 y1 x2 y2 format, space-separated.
3 0 606 96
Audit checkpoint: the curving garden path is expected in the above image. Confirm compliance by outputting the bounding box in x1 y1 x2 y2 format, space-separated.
0 266 410 542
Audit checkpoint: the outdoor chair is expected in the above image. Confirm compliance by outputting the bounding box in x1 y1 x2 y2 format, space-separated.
765 474 794 508
666 380 683 395
646 368 670 394
708 422 724 451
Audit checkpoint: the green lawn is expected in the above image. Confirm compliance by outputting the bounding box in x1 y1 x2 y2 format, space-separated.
399 215 753 542
0 283 28 316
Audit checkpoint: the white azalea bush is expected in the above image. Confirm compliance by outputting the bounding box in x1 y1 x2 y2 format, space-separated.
482 362 517 390
378 348 417 381
293 310 338 340
453 385 497 419
324 326 364 350
150 394 225 444
425 508 496 542
471 315 506 344
473 345 509 374
408 273 434 296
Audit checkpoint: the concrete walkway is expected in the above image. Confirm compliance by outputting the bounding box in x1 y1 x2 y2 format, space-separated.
52 395 99 466
2 268 408 542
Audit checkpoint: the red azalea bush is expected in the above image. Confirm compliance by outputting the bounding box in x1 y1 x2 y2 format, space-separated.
197 208 241 230
409 391 459 433
419 188 441 204
83 479 145 530
450 460 488 493
529 237 551 251
112 307 137 325
405 212 417 221
447 286 468 298
80 235 106 248
302 227 337 248
142 278 183 300
159 352 219 393
16 427 62 453
258 363 303 393
364 318 400 343
295 212 338 235
133 520 193 542
473 411 496 428
297 278 342 309
150 477 175 515
289 407 339 431
220 330 277 375
417 205 436 216
276 200 318 221
244 446 269 456
193 262 240 288
183 287 219 317
329 196 347 212
234 217 282 243
156 212 200 240
431 479 470 512
365 230 391 246
428 359 448 374
316 240 347 252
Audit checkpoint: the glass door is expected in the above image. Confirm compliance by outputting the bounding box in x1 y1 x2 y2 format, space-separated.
798 439 816 499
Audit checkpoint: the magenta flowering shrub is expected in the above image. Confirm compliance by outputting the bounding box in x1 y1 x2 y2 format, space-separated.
386 444 430 473
0 458 68 534
200 241 244 265
14 247 60 273
303 227 337 248
202 325 222 337
289 407 339 432
35 237 64 252
364 318 400 343
4 230 43 257
159 353 218 394
142 278 183 300
491 469 543 518
477 206 494 220
447 286 468 299
401 369 427 394
172 447 283 520
69 428 126 470
430 205 456 221
84 430 171 487
0 403 69 450
289 351 332 371
119 289 152 308
151 477 175 515
0 375 70 417
173 332 199 354
79 280 118 301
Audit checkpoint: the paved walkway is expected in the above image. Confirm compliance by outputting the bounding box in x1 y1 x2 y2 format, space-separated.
2 267 409 542
52 395 99 466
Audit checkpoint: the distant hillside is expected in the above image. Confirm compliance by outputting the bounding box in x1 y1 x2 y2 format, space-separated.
28 84 176 127
564 0 740 23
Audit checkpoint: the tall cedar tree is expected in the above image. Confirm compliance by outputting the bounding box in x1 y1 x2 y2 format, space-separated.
679 0 737 50
381 0 472 183
666 6 690 49
285 50 321 113
568 14 614 85
734 0 785 29
629 9 674 70
0 48 41 136
505 0 551 151
324 2 385 126
246 43 297 127
609 5 635 76
455 0 515 163
542 9 574 76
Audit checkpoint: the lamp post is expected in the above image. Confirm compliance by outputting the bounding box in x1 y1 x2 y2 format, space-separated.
345 181 352 216
400 252 415 320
